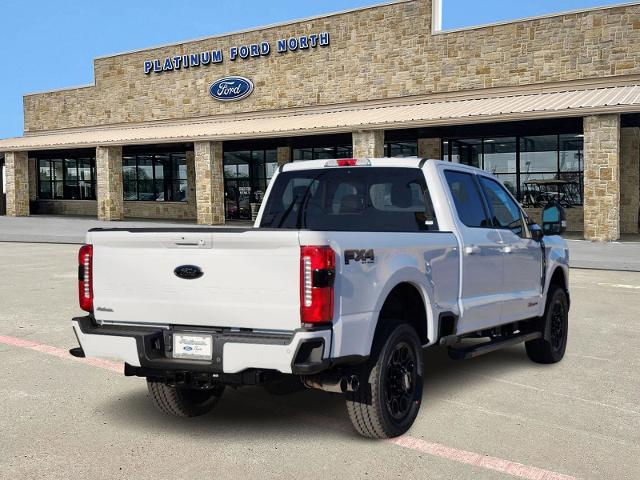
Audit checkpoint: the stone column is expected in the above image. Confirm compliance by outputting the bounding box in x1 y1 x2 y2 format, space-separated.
186 150 197 218
620 127 640 234
583 114 621 241
353 130 384 158
195 141 225 225
28 158 38 201
277 146 291 167
418 138 442 159
96 146 124 221
5 151 30 217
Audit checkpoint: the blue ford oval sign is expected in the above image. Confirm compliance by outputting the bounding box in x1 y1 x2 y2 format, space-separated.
209 76 254 102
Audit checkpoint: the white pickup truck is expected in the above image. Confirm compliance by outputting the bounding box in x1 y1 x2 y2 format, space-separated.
70 158 570 438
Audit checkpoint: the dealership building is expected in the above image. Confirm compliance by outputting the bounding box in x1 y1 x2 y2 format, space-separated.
1 0 640 240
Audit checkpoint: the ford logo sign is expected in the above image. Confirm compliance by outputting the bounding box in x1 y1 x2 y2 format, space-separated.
184 346 193 352
209 76 254 102
174 265 204 280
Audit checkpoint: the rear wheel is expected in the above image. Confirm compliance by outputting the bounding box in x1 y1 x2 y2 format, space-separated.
147 380 224 417
346 322 424 438
525 285 569 364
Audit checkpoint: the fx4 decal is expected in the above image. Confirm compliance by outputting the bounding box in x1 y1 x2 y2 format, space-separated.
344 249 375 265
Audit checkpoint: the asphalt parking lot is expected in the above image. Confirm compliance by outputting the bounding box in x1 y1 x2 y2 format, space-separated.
1 243 638 480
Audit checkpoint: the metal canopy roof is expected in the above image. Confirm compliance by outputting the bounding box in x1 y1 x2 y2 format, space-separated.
2 84 640 152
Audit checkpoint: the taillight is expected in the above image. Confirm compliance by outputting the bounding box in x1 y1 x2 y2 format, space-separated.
300 246 335 325
78 244 93 313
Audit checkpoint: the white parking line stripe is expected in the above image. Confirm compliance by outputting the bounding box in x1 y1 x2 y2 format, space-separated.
388 436 577 480
0 334 122 373
0 333 579 480
597 283 640 289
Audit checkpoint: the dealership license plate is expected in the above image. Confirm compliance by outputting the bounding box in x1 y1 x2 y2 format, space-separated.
173 334 213 361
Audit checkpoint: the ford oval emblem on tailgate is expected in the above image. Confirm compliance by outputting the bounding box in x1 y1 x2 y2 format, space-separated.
174 265 204 280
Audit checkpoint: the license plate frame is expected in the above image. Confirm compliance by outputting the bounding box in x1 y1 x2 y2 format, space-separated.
172 333 213 361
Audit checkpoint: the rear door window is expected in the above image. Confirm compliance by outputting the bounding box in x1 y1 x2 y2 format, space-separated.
260 167 438 232
443 170 492 228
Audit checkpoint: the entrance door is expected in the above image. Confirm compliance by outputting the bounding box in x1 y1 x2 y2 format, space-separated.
224 179 252 220
223 149 277 220
0 157 6 215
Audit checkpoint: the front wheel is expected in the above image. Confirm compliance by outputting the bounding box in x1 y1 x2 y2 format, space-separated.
147 380 224 417
346 322 424 438
525 285 569 364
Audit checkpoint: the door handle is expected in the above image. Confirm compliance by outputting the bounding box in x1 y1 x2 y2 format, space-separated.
464 245 481 255
502 246 513 254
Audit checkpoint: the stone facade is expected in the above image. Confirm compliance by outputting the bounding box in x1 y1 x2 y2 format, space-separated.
5 0 640 239
620 127 640 234
5 152 29 217
418 138 441 159
583 114 621 241
353 130 385 158
194 141 225 225
23 1 640 132
96 146 124 221
28 158 37 201
37 200 98 216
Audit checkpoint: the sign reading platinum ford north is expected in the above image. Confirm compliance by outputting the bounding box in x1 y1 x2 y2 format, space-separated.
209 77 254 102
144 32 330 74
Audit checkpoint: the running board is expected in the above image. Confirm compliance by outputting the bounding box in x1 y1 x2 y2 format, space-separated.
448 332 542 360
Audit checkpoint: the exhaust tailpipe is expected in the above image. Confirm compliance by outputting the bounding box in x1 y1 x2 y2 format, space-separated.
303 374 359 394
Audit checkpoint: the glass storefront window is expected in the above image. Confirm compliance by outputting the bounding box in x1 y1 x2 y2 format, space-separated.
520 135 558 173
37 155 96 200
483 137 516 174
385 141 418 158
441 133 584 206
123 152 187 202
292 145 353 161
451 139 482 168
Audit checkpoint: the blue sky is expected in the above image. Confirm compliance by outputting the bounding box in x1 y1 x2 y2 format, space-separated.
0 0 625 138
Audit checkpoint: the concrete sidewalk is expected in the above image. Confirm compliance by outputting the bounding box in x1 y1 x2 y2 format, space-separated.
1 215 639 271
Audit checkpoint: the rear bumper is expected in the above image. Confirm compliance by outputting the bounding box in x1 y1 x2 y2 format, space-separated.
72 316 332 375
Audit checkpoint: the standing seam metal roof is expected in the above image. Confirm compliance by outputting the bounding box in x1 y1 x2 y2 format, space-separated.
1 84 640 151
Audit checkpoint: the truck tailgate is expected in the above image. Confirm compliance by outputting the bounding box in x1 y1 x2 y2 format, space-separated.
88 229 302 331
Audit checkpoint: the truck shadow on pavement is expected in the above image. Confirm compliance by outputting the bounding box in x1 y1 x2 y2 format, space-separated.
99 345 537 439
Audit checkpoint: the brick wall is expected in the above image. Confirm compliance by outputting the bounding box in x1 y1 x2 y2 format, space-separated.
23 1 640 132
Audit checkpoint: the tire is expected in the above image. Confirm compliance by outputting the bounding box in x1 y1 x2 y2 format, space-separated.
346 321 424 439
525 285 569 364
147 380 224 417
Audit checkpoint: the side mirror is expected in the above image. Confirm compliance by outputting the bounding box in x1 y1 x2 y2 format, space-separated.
542 201 567 236
530 223 544 242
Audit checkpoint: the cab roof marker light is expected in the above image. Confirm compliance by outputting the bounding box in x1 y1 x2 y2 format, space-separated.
324 158 371 167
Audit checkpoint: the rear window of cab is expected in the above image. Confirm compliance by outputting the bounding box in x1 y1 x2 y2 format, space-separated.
260 167 439 232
